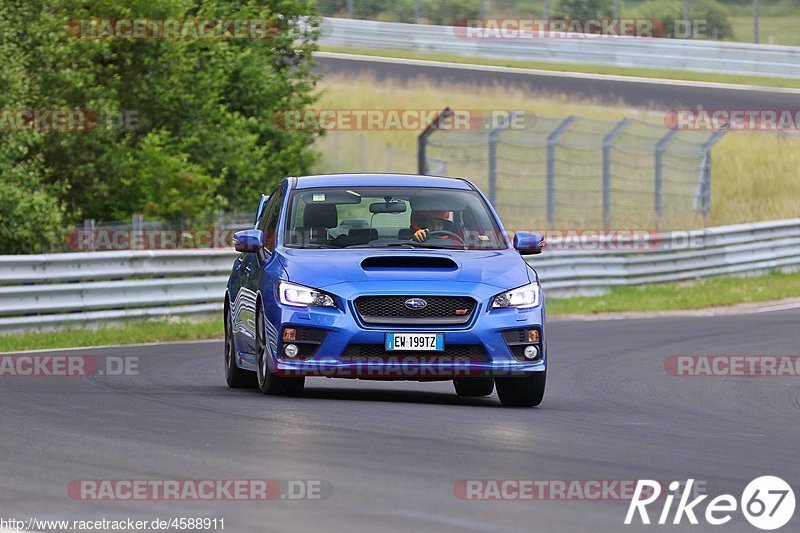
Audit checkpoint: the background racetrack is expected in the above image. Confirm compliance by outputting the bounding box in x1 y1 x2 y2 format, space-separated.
315 53 800 110
2 310 799 532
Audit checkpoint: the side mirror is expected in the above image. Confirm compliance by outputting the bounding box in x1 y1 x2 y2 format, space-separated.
233 229 265 253
513 231 545 255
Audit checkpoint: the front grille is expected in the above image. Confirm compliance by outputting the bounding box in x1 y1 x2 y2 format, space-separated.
354 296 476 325
342 343 488 362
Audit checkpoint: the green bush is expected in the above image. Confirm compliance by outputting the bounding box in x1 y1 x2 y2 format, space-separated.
633 0 734 39
553 0 614 18
0 177 66 254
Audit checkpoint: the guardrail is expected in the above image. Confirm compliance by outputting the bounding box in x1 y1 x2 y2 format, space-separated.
1 219 799 332
319 17 800 79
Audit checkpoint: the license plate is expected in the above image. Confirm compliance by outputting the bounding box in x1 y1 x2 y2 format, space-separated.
385 333 444 351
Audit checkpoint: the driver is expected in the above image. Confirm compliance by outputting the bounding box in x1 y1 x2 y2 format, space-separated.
410 210 455 242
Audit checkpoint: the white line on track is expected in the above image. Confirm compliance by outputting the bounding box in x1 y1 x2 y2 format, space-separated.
315 51 800 95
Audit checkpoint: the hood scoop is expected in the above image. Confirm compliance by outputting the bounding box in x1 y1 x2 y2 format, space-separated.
361 256 458 270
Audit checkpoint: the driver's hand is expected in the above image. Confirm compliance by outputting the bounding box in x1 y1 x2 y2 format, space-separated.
413 228 429 242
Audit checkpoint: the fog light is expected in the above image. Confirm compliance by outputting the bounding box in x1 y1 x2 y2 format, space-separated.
284 344 299 358
527 329 540 343
523 345 539 360
283 328 296 341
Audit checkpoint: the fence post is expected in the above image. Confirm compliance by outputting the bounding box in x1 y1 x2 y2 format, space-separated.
602 118 631 231
487 111 521 207
83 218 96 252
132 214 144 251
695 129 727 222
654 129 678 231
417 107 453 175
546 115 576 227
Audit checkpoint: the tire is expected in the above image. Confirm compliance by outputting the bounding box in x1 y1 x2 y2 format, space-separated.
224 302 257 389
255 302 305 396
453 377 494 397
495 372 546 407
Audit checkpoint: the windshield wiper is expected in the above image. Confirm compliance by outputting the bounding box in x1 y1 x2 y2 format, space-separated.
344 242 415 249
408 243 466 250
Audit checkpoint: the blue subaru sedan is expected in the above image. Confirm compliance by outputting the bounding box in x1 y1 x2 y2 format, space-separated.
224 174 547 406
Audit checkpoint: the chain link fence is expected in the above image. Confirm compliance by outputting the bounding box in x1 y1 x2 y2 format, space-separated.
65 212 255 251
419 109 726 231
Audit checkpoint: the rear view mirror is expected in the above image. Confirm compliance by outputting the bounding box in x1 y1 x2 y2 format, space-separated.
233 229 265 252
369 201 407 214
513 232 545 255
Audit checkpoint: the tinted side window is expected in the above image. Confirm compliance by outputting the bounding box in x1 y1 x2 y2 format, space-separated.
260 186 284 252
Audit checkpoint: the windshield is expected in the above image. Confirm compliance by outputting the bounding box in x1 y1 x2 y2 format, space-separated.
284 186 509 250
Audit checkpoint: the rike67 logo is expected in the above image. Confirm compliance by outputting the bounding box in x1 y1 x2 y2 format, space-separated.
625 477 795 530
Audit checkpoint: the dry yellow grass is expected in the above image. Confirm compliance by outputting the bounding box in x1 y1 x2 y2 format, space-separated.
312 73 800 229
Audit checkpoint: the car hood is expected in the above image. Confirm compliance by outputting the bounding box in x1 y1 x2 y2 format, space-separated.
278 248 532 290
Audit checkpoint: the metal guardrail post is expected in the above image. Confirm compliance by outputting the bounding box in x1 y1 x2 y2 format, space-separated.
696 129 727 222
602 118 631 231
487 111 521 207
417 107 453 175
546 116 577 227
654 129 678 231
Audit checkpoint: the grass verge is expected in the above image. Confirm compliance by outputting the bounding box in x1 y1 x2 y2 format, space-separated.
547 271 800 315
0 316 222 353
318 46 800 90
1 272 799 351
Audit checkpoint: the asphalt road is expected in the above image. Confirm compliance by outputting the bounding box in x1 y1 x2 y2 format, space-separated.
2 308 798 532
315 53 800 110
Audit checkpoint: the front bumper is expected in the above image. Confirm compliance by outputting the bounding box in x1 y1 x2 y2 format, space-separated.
262 283 546 379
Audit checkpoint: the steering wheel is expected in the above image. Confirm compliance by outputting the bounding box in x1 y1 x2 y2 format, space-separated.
428 230 465 243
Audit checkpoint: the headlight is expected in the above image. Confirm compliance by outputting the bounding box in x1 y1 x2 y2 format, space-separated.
278 281 335 308
490 282 541 309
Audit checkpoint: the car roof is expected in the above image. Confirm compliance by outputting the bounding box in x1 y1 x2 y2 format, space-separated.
291 173 474 190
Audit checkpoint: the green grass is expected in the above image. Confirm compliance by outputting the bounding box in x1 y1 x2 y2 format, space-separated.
319 45 800 89
547 270 800 315
730 15 800 46
0 316 222 353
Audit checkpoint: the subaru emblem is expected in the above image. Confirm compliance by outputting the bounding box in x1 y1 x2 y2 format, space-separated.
405 298 428 310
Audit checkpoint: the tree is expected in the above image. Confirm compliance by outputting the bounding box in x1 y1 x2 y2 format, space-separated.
0 0 321 250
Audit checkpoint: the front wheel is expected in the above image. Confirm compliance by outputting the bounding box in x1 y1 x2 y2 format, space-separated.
495 372 546 407
453 378 494 397
255 303 305 396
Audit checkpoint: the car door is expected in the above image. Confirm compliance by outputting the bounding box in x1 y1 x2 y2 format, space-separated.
237 185 285 354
